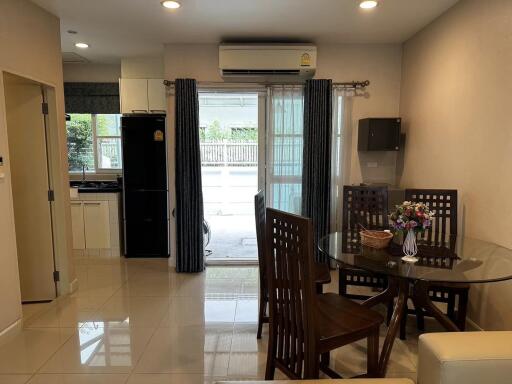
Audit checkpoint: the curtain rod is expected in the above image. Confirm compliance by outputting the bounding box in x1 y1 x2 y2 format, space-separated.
163 80 370 89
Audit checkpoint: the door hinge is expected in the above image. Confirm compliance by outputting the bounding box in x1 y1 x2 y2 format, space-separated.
42 102 49 115
53 271 60 282
48 190 55 201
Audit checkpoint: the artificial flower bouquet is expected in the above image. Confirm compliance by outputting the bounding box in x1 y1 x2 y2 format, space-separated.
389 201 435 233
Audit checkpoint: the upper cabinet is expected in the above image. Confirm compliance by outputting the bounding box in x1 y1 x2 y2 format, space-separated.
120 78 166 114
120 79 148 113
147 79 167 113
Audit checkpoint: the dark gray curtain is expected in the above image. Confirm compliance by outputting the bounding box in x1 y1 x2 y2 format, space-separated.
175 79 205 273
301 79 332 263
64 83 120 114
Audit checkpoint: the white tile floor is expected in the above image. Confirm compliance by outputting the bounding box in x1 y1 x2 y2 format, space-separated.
0 254 433 384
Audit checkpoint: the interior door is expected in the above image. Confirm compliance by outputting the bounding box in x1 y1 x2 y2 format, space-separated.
4 74 56 302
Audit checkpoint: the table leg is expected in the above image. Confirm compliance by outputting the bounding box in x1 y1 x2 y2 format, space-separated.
413 280 460 332
377 277 409 378
361 277 398 309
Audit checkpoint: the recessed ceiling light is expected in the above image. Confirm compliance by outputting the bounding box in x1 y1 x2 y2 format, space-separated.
75 42 89 49
161 1 181 9
360 0 378 9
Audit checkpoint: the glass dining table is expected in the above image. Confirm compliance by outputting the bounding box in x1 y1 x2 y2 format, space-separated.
318 232 512 378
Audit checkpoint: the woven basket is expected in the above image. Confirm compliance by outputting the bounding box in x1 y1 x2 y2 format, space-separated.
360 230 393 249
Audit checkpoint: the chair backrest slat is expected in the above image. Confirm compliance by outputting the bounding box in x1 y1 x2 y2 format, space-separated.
255 190 266 298
265 208 316 379
342 186 389 251
404 189 458 248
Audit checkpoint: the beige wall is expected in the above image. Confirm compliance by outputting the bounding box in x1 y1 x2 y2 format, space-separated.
316 45 402 185
63 63 121 83
121 57 164 79
400 0 512 330
0 0 74 333
165 43 403 185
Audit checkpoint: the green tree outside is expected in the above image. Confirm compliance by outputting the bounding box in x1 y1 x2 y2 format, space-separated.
200 119 257 142
66 114 94 172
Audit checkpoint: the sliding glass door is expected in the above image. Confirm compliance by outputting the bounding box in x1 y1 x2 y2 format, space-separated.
197 85 345 263
199 91 262 263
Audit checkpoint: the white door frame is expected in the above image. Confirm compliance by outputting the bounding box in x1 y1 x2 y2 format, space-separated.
3 73 57 301
197 87 266 265
1 70 72 299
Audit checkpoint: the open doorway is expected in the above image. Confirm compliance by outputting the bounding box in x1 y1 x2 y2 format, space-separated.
3 73 57 302
199 92 260 263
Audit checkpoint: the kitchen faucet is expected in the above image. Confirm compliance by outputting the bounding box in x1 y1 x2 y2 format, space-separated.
82 164 87 183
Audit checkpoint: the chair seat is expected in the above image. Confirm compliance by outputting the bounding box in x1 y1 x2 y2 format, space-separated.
315 263 331 285
316 293 383 350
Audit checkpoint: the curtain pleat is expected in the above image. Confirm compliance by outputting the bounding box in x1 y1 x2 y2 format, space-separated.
267 85 304 213
302 79 333 263
331 88 354 232
175 79 205 273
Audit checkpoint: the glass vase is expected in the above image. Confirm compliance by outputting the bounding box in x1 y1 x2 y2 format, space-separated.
402 229 418 262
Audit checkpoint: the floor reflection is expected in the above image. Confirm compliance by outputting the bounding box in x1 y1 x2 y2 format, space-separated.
78 321 132 367
12 261 418 381
204 296 237 323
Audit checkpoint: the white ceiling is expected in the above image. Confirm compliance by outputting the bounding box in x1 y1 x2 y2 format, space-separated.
32 0 459 63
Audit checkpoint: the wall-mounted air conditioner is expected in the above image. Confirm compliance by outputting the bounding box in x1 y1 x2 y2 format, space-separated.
219 44 316 82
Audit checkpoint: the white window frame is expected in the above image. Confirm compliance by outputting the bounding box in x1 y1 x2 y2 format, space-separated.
68 113 122 174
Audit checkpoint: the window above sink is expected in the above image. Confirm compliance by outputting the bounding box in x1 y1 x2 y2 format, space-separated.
66 113 122 174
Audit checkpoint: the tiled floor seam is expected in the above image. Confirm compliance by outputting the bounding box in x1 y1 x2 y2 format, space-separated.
29 327 78 376
129 325 162 375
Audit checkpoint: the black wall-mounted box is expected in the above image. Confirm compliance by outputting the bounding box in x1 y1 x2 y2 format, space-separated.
358 118 401 151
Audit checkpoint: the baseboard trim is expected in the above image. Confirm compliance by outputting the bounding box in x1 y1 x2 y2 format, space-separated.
69 278 79 293
0 319 22 345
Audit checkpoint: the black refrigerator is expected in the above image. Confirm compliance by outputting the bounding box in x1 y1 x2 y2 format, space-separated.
121 115 169 258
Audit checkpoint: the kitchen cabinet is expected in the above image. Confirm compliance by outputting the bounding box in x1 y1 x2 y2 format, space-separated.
70 200 111 249
120 79 148 113
83 201 111 249
70 202 85 249
120 78 166 114
147 79 167 113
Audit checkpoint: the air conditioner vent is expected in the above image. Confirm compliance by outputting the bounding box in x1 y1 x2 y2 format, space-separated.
222 69 301 76
219 44 316 82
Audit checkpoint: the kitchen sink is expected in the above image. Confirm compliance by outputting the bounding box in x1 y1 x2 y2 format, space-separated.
70 180 122 192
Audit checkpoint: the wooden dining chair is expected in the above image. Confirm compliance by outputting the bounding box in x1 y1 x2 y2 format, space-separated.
403 189 469 336
339 186 390 303
254 190 331 339
264 208 383 379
